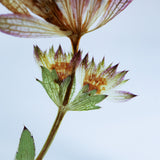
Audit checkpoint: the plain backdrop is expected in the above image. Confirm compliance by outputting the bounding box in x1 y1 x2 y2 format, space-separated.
0 1 160 160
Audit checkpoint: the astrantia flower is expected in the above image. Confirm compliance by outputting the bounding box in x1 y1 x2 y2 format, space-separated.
75 54 136 102
35 45 82 107
34 45 81 81
0 0 133 51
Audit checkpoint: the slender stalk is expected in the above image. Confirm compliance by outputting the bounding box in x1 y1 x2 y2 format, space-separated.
69 34 81 54
36 108 66 160
62 71 75 106
63 35 81 106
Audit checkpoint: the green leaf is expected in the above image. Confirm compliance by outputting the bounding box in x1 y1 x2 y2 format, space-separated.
66 85 107 111
37 67 61 106
15 127 35 160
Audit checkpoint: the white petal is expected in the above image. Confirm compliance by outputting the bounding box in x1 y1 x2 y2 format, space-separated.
88 0 133 32
0 14 71 37
71 64 86 101
106 90 136 102
105 71 128 91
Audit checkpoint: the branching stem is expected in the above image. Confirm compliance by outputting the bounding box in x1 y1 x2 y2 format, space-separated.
36 36 80 159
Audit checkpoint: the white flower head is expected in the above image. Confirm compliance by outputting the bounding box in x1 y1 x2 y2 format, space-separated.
0 0 133 51
76 54 136 102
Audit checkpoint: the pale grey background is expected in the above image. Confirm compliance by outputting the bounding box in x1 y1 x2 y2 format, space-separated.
0 1 160 160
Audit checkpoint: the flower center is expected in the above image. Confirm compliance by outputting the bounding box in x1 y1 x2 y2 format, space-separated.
83 74 107 94
51 62 73 81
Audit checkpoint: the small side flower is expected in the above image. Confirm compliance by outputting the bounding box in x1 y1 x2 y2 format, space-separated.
75 54 137 102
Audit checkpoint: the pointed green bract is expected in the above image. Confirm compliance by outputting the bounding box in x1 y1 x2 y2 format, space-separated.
81 84 90 93
37 66 107 110
51 69 59 81
37 67 77 108
15 127 35 160
37 67 61 106
66 85 107 111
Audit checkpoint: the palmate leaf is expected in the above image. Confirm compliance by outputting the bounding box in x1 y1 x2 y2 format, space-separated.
15 127 35 160
37 67 61 106
66 85 107 111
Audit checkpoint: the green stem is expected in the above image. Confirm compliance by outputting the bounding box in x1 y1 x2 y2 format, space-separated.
62 35 80 105
36 108 66 160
